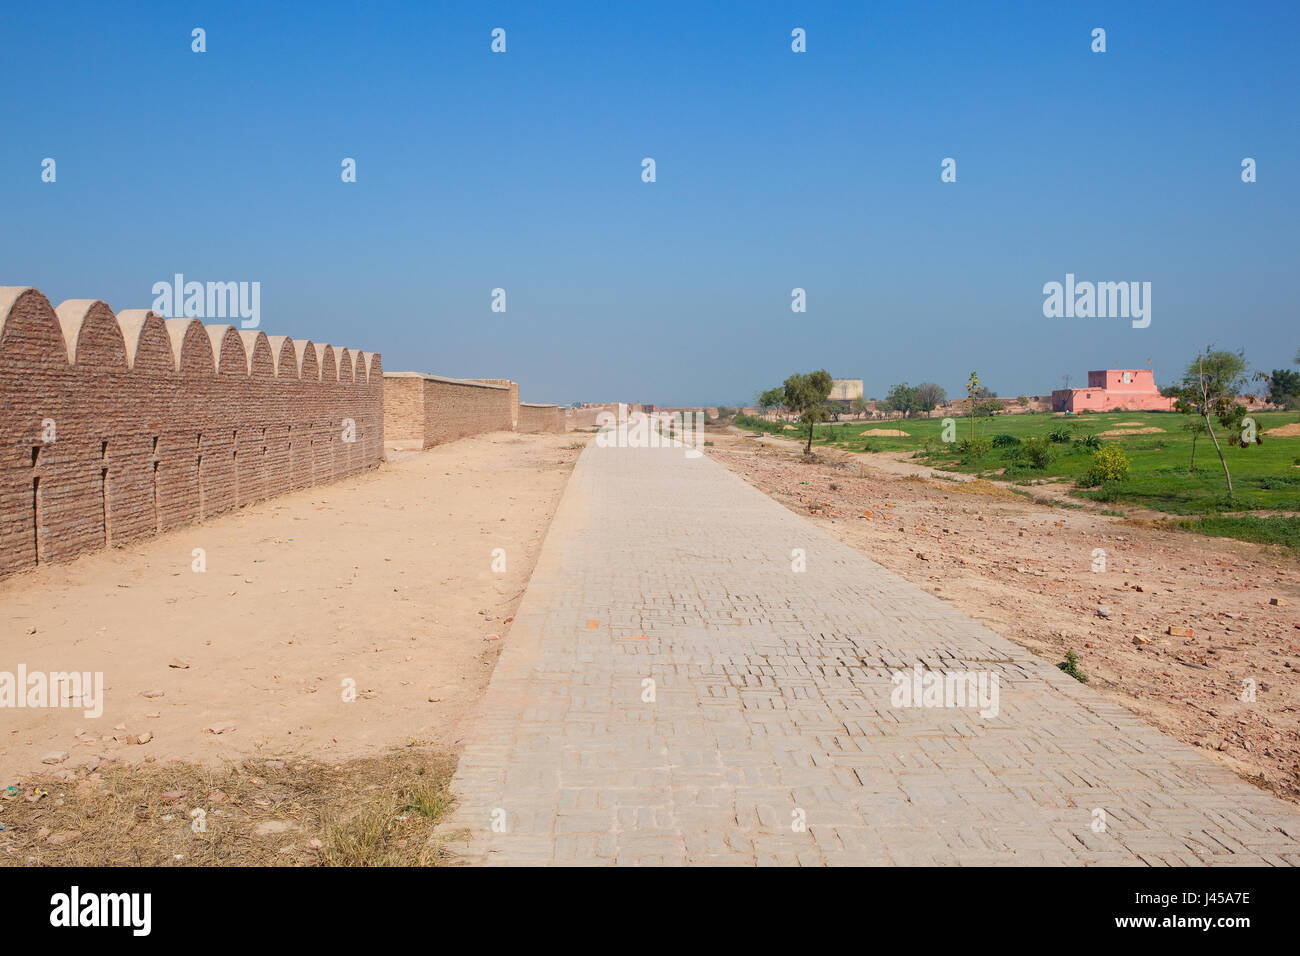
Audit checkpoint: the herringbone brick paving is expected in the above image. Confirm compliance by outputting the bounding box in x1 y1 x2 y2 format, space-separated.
437 440 1300 865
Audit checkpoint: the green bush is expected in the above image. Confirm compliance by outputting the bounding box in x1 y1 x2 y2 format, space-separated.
1022 436 1056 469
1073 434 1101 450
991 433 1020 448
1048 425 1073 443
956 437 991 461
1081 443 1130 486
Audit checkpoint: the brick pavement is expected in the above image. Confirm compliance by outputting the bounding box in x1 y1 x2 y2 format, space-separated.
436 440 1300 865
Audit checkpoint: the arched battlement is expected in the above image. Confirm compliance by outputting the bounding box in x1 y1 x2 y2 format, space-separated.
165 318 216 376
54 300 129 370
294 340 318 381
337 347 354 385
318 345 338 382
265 335 297 379
207 325 248 377
116 309 175 372
0 286 69 365
238 330 275 379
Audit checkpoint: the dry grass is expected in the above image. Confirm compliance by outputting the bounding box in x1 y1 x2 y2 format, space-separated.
0 750 460 867
1096 426 1165 437
944 478 1025 500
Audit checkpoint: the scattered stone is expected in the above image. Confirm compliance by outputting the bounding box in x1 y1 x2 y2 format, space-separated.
1097 607 1112 619
1168 626 1194 638
205 722 236 735
168 658 190 669
1270 597 1288 606
1132 635 1152 645
41 751 69 765
128 732 153 745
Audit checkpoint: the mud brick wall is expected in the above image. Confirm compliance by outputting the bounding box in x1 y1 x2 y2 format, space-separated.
0 287 383 579
382 373 514 448
381 375 426 446
519 403 565 434
567 406 616 429
471 379 519 430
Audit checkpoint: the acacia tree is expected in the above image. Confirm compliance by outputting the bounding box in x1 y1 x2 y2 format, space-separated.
783 369 834 455
1173 347 1250 494
914 382 947 418
883 382 920 418
757 387 784 418
850 395 869 419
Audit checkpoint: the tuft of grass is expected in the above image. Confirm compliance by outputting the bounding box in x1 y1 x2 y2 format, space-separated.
1058 650 1089 683
0 752 458 867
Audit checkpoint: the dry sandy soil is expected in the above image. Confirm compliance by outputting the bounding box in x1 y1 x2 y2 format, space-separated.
0 432 583 787
709 429 1300 804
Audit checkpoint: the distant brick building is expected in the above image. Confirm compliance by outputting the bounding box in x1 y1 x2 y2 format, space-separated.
1051 369 1174 413
830 379 863 401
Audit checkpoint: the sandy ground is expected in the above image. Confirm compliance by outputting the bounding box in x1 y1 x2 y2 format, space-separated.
709 429 1300 804
0 432 584 785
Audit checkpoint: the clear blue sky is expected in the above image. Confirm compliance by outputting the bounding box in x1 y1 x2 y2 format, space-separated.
4 1 1296 406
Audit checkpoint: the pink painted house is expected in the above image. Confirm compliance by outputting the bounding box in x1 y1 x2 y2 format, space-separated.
1050 369 1175 413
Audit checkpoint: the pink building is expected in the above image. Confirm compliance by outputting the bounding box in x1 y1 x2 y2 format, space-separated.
1050 369 1175 413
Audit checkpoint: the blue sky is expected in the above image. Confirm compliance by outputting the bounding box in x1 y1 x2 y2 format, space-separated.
3 1 1296 406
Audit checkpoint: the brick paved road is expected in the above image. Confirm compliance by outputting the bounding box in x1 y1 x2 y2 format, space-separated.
437 440 1300 865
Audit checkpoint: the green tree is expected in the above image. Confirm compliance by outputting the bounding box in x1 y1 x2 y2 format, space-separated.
914 382 947 418
782 370 834 455
1173 347 1250 493
757 387 784 417
883 382 920 418
1267 368 1300 408
850 395 869 419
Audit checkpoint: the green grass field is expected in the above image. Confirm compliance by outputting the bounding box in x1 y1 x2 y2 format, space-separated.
736 409 1300 548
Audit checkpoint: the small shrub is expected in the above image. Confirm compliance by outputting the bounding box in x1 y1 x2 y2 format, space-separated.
1058 651 1088 683
1022 436 1056 469
1048 425 1073 443
1091 481 1124 503
956 437 991 461
992 433 1020 448
1074 434 1101 451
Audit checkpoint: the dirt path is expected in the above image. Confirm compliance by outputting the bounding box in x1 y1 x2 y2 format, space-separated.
0 432 585 785
708 430 1300 804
